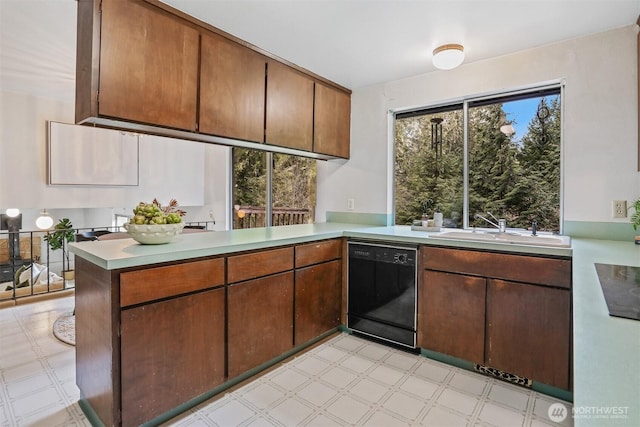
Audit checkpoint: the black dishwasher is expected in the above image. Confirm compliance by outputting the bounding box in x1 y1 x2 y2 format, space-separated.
347 241 417 349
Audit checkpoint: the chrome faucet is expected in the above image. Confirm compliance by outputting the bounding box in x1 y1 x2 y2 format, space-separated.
474 212 507 233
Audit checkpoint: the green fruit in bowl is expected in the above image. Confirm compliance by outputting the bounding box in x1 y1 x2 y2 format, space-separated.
167 213 181 224
130 199 186 225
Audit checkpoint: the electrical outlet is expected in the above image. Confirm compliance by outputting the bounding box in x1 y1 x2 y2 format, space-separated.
347 198 355 210
612 200 627 218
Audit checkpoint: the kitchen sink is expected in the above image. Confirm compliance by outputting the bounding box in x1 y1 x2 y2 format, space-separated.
429 230 571 248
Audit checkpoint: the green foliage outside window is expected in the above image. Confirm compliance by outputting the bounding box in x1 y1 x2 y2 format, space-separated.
395 94 561 232
233 148 316 228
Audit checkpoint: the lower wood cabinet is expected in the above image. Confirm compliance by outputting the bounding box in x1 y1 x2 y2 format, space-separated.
228 271 294 378
418 246 572 390
75 240 344 426
120 288 225 426
486 279 571 389
418 270 486 363
295 259 342 345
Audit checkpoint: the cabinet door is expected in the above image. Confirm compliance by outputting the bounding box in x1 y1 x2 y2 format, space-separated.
418 270 486 363
120 288 225 426
266 61 314 151
295 260 342 345
200 33 266 142
98 0 199 130
486 279 571 389
314 83 350 158
228 271 294 378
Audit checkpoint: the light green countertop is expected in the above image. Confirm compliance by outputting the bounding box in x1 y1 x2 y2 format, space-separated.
69 222 367 270
570 239 640 426
68 224 572 270
69 224 637 424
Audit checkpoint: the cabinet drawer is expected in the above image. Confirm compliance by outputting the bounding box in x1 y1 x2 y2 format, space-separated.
295 239 342 268
227 246 294 283
120 258 224 307
421 247 571 288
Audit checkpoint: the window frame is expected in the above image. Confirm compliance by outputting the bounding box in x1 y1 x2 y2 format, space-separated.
392 82 565 232
231 149 317 229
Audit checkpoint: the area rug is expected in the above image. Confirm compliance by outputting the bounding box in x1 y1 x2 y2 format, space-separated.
53 312 75 346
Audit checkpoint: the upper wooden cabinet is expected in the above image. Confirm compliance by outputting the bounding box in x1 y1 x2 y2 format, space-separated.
314 83 351 158
266 61 315 151
199 33 266 142
76 0 351 159
76 0 199 131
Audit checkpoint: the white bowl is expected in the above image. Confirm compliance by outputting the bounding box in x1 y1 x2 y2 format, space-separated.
123 222 185 245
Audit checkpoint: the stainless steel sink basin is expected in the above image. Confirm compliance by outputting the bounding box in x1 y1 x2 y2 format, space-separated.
429 230 571 248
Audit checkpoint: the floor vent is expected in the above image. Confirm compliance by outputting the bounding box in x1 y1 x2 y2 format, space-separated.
474 364 533 387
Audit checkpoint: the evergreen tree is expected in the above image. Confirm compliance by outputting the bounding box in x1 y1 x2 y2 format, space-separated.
233 148 266 207
468 104 521 226
394 110 463 226
515 97 561 230
395 95 561 232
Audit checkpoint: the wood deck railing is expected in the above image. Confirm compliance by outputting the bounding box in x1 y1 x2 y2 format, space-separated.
234 206 312 229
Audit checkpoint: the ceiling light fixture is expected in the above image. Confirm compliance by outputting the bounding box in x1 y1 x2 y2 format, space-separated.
432 44 465 70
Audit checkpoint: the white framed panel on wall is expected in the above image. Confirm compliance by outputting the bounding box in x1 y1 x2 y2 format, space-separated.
48 121 139 186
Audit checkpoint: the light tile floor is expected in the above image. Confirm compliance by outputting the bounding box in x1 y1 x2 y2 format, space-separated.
0 296 574 426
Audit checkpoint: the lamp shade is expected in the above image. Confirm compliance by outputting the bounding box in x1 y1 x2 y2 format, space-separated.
432 44 465 70
36 210 54 230
5 208 20 218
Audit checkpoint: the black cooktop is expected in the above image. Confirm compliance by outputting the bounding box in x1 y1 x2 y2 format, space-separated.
594 263 640 321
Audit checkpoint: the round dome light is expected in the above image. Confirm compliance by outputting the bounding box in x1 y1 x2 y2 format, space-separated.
5 208 20 218
432 44 465 70
36 210 54 230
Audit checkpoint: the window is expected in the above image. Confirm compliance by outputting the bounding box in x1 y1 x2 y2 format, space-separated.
232 148 316 228
394 86 561 232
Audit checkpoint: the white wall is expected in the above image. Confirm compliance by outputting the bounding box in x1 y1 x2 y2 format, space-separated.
317 25 640 225
0 90 230 230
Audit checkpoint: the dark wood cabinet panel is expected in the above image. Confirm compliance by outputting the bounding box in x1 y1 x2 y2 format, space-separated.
422 246 571 288
313 83 351 158
120 258 224 307
295 239 342 268
97 0 199 130
418 270 486 363
294 260 342 345
227 246 293 283
266 61 314 151
419 245 572 390
75 257 119 427
77 0 350 158
228 272 294 378
199 33 266 142
120 288 225 426
486 279 571 389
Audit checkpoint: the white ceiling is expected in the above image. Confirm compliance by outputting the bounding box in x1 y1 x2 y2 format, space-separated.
0 0 638 102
